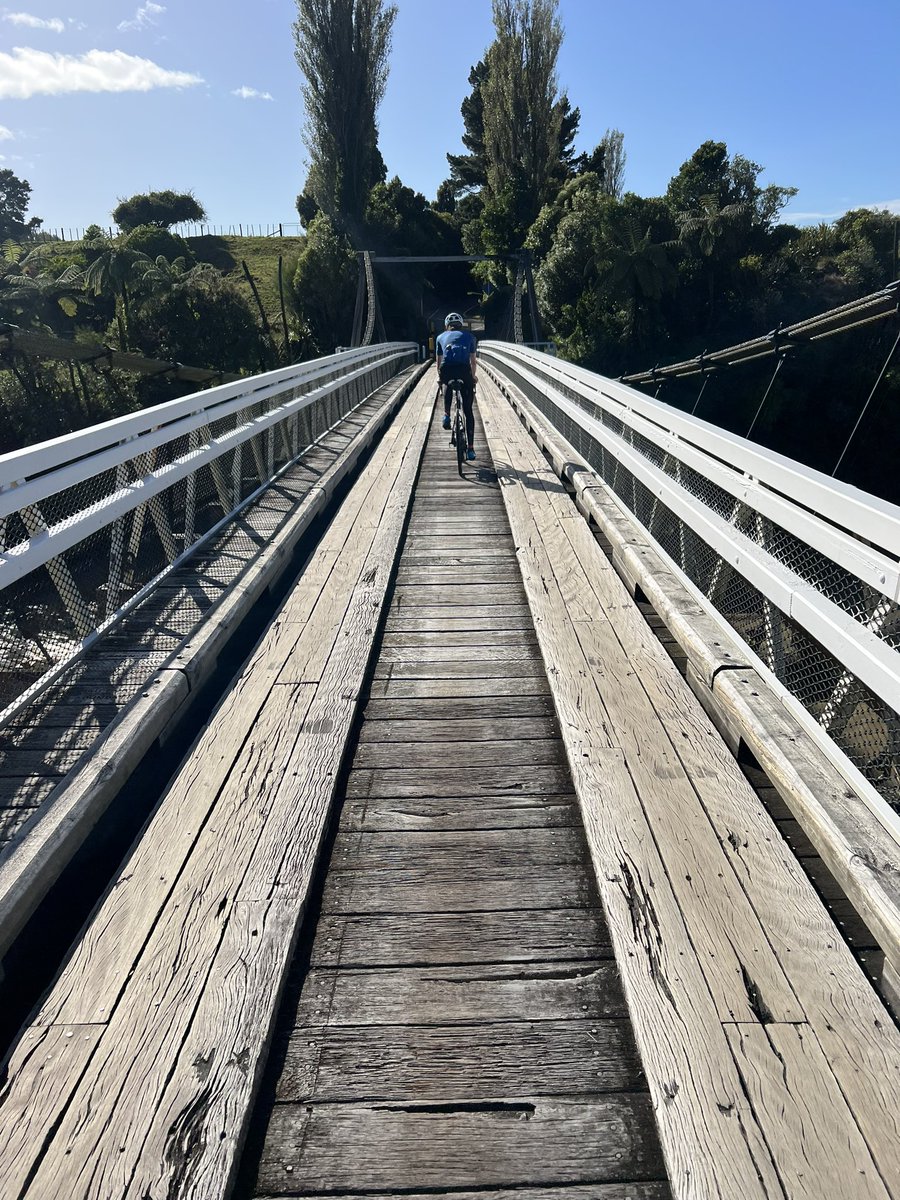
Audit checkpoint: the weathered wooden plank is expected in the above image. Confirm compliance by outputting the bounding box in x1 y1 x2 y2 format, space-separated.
0 747 86 778
363 695 556 721
368 675 552 700
309 908 611 966
726 1023 891 1199
321 864 594 914
400 546 517 559
253 1095 664 1194
374 659 545 680
252 1186 672 1200
346 763 571 797
384 615 534 633
0 380 434 1198
358 716 555 742
123 900 298 1200
353 737 564 770
2 724 109 754
396 568 523 585
378 644 540 664
0 1025 103 1199
277 1018 643 1102
331 826 587 870
488 384 804 1023
386 602 531 621
481 381 786 1198
390 586 526 608
341 794 579 832
382 632 540 651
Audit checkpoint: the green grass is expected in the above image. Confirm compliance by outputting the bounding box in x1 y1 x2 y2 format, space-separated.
187 234 306 338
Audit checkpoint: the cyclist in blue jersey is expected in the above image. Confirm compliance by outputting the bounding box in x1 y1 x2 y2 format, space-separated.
436 312 478 460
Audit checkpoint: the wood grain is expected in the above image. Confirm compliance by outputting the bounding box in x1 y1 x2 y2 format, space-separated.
277 1017 644 1102
254 1095 665 1194
309 908 612 966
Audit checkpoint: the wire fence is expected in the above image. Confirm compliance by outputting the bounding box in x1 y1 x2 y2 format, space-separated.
482 341 900 822
37 223 306 244
0 343 416 725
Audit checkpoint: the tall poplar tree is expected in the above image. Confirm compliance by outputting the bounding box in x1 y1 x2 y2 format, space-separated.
294 0 397 237
480 0 578 232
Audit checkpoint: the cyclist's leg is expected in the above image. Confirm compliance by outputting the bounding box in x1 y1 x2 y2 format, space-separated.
438 363 452 428
462 375 475 451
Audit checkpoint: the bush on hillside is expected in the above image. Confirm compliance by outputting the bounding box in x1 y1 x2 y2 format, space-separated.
113 190 207 232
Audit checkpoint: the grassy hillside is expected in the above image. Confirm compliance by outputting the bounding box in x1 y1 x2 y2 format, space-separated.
187 234 306 339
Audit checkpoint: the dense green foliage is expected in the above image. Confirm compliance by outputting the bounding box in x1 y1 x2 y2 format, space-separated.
0 169 42 242
294 0 397 237
0 179 290 451
112 190 207 232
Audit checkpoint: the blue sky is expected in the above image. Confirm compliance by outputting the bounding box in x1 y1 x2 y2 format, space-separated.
1 0 897 232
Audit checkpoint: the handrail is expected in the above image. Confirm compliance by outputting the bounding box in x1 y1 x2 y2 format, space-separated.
481 341 900 822
483 342 900 566
0 343 417 725
0 343 410 486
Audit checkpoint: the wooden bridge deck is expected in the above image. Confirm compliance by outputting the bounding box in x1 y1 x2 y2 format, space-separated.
0 370 898 1200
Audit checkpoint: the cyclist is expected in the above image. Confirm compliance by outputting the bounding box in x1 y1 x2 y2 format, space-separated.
436 312 477 461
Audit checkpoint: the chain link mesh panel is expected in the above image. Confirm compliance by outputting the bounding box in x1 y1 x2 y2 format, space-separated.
0 352 413 722
489 354 900 810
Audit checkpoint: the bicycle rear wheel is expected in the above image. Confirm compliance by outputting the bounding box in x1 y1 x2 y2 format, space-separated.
455 409 466 475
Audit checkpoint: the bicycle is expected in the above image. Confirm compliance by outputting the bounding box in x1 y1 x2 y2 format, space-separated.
446 377 468 476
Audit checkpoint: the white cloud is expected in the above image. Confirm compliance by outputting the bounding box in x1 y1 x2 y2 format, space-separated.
0 125 14 140
0 47 203 98
864 199 900 216
3 11 65 33
118 2 165 32
232 85 274 101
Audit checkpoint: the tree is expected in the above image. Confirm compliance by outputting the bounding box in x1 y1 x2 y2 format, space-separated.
112 190 207 232
294 0 397 237
446 59 490 196
480 0 579 238
67 231 151 349
291 213 358 350
597 129 626 199
0 169 42 242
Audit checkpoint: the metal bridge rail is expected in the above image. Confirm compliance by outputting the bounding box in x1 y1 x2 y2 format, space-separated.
481 341 900 830
0 343 417 726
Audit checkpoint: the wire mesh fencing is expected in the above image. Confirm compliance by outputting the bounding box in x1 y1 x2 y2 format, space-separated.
483 343 900 814
0 344 416 724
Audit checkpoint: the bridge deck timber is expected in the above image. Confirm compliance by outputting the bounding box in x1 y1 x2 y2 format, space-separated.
0 369 898 1200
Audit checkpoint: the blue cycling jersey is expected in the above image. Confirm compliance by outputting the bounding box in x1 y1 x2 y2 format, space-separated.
436 329 476 365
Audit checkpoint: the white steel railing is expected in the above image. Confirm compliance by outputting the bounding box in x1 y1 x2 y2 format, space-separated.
0 343 417 725
481 341 900 829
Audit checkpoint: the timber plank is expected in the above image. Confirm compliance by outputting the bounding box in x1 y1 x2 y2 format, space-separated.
380 629 539 647
346 763 571 797
309 908 611 966
485 382 804 1024
363 695 556 720
384 615 534 633
341 794 580 832
253 1095 664 1194
276 1018 644 1101
481 380 787 1198
331 826 587 870
321 864 594 914
352 737 565 769
367 675 552 700
358 716 555 741
725 1023 891 1200
295 961 627 1027
377 644 539 663
373 659 545 679
253 1186 672 1200
0 378 434 1199
0 1025 103 1199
